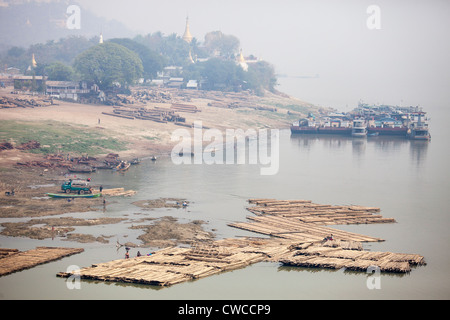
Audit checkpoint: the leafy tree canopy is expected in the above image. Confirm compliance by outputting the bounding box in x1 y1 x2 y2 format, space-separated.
134 32 192 67
44 62 77 81
204 31 240 58
109 38 166 79
73 42 143 90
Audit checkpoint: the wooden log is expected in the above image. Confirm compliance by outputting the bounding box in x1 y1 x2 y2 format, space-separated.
1 247 84 277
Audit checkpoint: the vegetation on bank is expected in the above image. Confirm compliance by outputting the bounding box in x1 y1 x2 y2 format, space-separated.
0 120 127 156
1 31 277 96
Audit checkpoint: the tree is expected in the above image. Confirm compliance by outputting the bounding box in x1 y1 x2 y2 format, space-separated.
109 38 165 80
134 32 191 67
45 62 76 81
198 58 244 91
73 42 143 90
204 31 240 58
244 61 277 95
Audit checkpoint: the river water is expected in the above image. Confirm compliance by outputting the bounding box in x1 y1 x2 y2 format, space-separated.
1 79 449 300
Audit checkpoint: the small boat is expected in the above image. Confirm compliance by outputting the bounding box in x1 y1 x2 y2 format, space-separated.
130 158 140 165
116 161 130 171
46 193 101 199
367 132 379 137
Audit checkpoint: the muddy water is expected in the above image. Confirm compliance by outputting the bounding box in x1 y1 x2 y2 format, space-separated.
1 103 449 300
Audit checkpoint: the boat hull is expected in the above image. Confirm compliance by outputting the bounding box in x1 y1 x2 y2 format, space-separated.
46 193 101 199
291 126 352 135
290 126 318 134
318 127 352 135
367 127 408 136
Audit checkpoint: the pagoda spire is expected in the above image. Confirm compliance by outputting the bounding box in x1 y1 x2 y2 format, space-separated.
182 16 193 44
31 54 37 68
237 49 248 71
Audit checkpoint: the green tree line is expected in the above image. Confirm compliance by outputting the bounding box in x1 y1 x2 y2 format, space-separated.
1 31 277 95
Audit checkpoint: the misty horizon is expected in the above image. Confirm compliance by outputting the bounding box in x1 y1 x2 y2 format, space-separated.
75 0 450 110
2 0 449 110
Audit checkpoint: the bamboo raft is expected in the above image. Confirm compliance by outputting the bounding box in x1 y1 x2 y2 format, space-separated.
279 241 426 273
56 238 295 286
97 187 137 197
0 247 84 277
55 199 425 286
57 236 426 287
228 199 396 243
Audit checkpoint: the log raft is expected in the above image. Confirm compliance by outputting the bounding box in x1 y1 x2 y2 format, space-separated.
228 199 395 243
55 199 425 287
57 237 425 287
0 247 84 277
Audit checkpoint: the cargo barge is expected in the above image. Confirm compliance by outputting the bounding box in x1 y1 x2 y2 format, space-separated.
291 103 430 140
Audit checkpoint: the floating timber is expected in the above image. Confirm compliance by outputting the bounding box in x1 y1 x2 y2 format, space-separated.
245 199 389 225
0 247 84 277
230 215 384 242
228 199 396 243
57 236 426 287
57 238 294 286
97 187 137 197
279 241 426 273
55 199 425 287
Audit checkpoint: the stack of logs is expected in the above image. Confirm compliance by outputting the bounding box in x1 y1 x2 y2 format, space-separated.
0 95 54 109
102 106 185 124
56 235 426 287
228 199 397 243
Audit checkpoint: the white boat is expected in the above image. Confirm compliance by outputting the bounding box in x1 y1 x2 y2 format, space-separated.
352 119 367 137
407 114 431 140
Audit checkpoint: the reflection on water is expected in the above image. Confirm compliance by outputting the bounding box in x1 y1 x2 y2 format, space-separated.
1 128 448 300
289 134 428 168
409 141 429 168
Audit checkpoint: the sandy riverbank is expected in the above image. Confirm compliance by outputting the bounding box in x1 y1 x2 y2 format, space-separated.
0 86 318 246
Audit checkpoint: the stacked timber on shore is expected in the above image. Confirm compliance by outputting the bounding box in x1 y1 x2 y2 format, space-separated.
0 247 84 277
171 103 200 113
102 106 185 124
0 95 54 109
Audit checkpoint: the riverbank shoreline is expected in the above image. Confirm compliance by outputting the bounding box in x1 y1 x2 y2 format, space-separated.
0 86 319 246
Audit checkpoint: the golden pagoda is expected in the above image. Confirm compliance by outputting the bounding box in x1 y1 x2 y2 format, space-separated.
182 16 193 44
188 48 195 64
31 54 37 68
237 49 248 71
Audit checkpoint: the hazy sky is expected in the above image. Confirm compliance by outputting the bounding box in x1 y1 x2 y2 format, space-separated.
76 0 450 109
